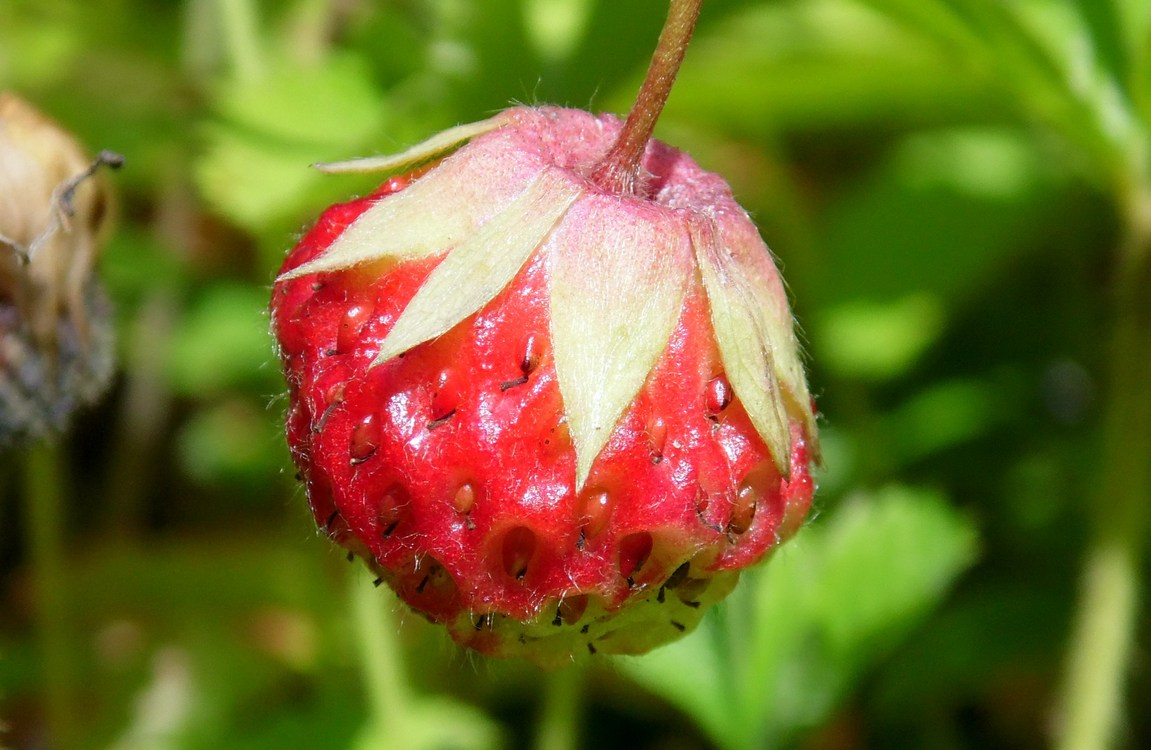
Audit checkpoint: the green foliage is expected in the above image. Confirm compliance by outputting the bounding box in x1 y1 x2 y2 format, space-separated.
2 0 1150 748
622 486 977 750
197 53 388 232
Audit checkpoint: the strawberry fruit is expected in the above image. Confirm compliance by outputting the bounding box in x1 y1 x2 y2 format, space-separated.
271 107 817 666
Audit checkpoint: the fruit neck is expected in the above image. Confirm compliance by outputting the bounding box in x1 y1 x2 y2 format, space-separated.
591 0 702 197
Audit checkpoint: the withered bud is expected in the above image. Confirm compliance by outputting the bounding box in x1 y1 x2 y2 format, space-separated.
0 91 122 446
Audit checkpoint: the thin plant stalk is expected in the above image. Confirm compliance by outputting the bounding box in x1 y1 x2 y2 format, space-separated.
215 0 263 80
592 0 703 195
1056 190 1151 750
534 665 583 750
21 440 77 749
351 567 415 747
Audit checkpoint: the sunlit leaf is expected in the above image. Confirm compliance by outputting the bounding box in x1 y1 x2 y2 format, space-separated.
656 1 997 134
819 128 1062 308
196 54 386 230
166 283 278 395
883 378 1011 464
816 294 945 380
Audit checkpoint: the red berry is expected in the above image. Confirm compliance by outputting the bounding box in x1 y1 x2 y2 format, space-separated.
271 107 818 666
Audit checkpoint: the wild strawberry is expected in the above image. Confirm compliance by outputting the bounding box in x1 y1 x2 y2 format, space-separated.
271 106 818 666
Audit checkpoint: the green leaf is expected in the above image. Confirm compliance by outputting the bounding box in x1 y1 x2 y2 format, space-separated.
524 0 593 63
352 699 502 750
196 53 387 231
882 378 1010 465
165 283 278 396
818 128 1061 309
619 486 978 750
858 0 1141 186
423 0 542 115
869 582 1070 729
177 399 285 489
656 1 997 135
816 294 946 381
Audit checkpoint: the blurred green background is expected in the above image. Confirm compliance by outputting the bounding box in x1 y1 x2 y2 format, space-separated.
3 0 1150 748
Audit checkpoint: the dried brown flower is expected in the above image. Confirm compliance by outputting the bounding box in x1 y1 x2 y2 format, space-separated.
0 92 121 445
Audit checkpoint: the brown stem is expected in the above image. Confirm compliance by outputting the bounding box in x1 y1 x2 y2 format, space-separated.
592 0 702 196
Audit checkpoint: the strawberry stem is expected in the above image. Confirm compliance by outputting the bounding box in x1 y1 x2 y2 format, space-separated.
592 0 702 195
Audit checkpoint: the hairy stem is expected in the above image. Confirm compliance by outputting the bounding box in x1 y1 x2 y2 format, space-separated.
1056 191 1151 750
592 0 702 195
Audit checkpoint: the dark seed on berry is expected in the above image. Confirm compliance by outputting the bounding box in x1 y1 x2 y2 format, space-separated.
670 620 686 632
314 400 340 433
587 643 597 655
500 375 529 391
336 303 373 354
580 624 590 635
379 484 409 536
520 334 540 373
427 409 456 430
373 577 384 587
416 575 430 593
432 368 461 416
677 577 711 603
730 459 781 534
647 415 667 461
